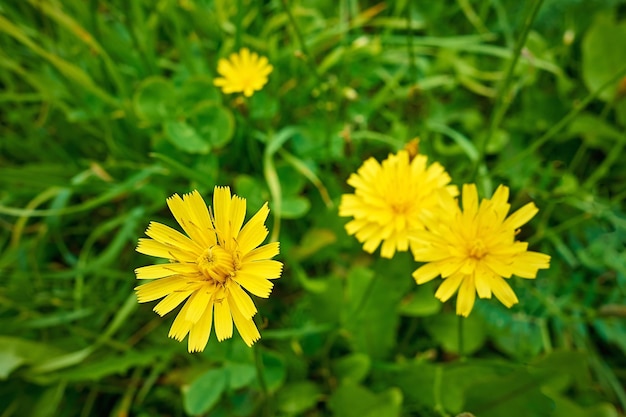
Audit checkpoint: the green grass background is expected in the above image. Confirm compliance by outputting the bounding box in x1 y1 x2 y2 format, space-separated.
1 0 626 416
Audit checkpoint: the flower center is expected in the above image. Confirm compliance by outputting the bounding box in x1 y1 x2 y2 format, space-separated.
390 198 411 215
468 239 487 259
196 246 236 283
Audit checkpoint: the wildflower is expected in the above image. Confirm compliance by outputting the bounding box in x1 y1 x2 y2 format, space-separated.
213 47 273 97
134 187 282 352
411 184 551 317
338 150 458 258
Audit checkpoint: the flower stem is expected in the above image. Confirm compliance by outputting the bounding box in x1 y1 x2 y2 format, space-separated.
279 0 323 84
472 0 544 181
254 343 270 416
458 315 465 359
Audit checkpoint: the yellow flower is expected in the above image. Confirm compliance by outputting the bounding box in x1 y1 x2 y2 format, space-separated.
338 150 458 258
411 184 551 317
213 47 273 97
134 187 282 352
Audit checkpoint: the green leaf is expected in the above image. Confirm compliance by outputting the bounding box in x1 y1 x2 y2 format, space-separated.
163 120 210 154
550 395 618 417
225 363 256 390
332 353 371 384
183 368 227 415
31 382 66 417
133 77 176 122
290 228 337 262
249 90 278 120
191 102 235 149
464 367 555 417
234 174 268 212
260 350 286 393
424 313 487 355
567 113 624 150
343 255 414 358
328 383 402 417
34 348 170 382
372 361 436 410
0 349 24 379
178 75 220 108
276 381 322 414
485 310 544 360
582 13 626 101
398 282 442 317
280 195 310 219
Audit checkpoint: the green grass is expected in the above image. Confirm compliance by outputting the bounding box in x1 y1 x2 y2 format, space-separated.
1 1 626 416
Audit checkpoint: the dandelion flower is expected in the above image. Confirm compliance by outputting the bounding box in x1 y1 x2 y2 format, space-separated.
411 184 551 317
213 47 273 97
338 150 458 258
134 187 282 352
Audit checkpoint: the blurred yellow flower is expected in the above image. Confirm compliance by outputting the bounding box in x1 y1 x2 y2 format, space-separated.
135 187 282 352
213 47 273 97
339 150 458 258
411 184 550 317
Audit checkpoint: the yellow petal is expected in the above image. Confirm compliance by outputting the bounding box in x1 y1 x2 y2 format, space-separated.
169 301 193 341
380 237 398 259
135 275 189 303
438 258 464 278
473 264 493 299
490 185 510 213
488 241 528 256
136 238 197 262
228 283 257 319
462 183 479 219
184 190 216 247
214 298 233 341
412 263 442 284
362 235 383 254
188 302 213 352
212 186 232 245
184 289 214 324
237 203 269 254
166 193 211 248
229 195 247 241
145 222 204 254
411 245 454 262
489 276 519 307
135 263 199 279
153 290 194 316
243 242 280 263
503 202 538 230
511 251 551 278
435 273 464 302
239 259 283 279
233 271 273 298
456 274 476 317
231 304 260 347
482 255 514 278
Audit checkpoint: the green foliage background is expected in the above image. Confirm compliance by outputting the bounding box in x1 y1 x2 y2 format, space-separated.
1 0 626 416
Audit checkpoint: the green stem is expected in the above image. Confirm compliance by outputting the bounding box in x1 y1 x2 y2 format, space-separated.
458 315 465 359
494 63 626 175
235 0 243 49
254 343 271 416
406 3 418 83
583 139 625 189
279 0 323 84
473 0 544 181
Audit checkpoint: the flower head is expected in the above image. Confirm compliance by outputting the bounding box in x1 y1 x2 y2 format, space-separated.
213 47 273 97
134 187 282 352
339 150 458 258
411 184 550 317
